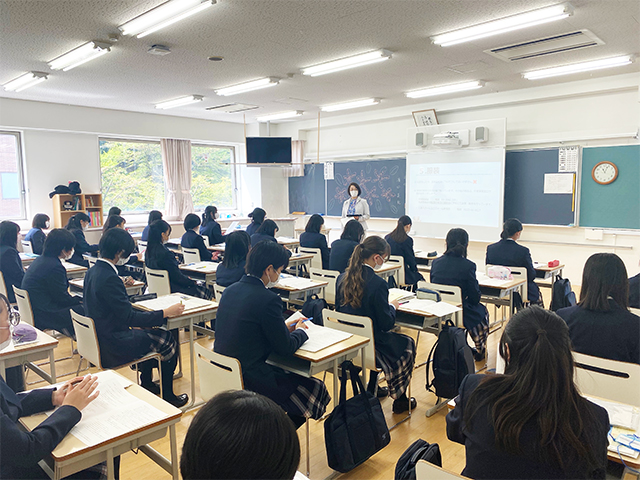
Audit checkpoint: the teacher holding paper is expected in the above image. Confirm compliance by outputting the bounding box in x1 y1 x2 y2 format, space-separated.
341 182 370 230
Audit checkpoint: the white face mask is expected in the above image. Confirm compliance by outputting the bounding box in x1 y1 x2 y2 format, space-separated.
82 223 88 231
214 213 219 219
350 190 358 198
265 268 279 289
45 221 50 229
116 255 129 266
64 249 74 261
0 335 11 352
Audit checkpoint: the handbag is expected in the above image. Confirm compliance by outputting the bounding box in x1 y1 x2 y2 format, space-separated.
394 439 442 480
324 360 390 472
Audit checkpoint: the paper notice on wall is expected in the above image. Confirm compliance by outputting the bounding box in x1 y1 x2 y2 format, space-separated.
324 162 334 180
543 173 574 194
558 146 579 172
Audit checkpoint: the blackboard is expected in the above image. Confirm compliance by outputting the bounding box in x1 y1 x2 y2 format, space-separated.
288 163 325 215
504 149 575 226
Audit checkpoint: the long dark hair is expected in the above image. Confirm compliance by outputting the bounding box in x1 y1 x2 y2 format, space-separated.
340 219 364 242
579 253 629 311
464 306 600 476
0 221 20 249
146 220 171 264
255 219 278 237
249 208 266 225
444 228 468 258
501 218 523 240
340 236 389 309
202 206 217 226
147 210 163 226
223 231 250 269
32 213 50 229
102 214 125 233
65 212 90 231
305 214 324 234
389 215 411 243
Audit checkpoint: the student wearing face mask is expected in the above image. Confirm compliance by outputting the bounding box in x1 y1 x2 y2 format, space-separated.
64 213 98 267
341 182 370 231
25 213 50 255
214 241 331 429
200 206 225 246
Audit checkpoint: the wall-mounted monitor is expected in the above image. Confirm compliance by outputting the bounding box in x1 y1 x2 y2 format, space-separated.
246 137 292 165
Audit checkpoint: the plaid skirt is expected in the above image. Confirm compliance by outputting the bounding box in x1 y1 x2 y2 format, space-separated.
278 372 331 420
376 333 416 399
144 328 177 361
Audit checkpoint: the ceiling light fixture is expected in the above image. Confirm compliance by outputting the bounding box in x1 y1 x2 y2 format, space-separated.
3 72 48 92
256 110 303 122
48 41 111 71
155 94 204 109
405 81 484 98
215 77 280 96
431 3 573 47
119 0 215 38
321 98 380 112
301 49 392 77
523 55 633 79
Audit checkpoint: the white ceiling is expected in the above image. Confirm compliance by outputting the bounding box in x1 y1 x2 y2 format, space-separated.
0 0 638 124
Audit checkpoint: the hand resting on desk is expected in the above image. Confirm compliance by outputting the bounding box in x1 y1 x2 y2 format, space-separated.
163 303 185 318
53 375 100 411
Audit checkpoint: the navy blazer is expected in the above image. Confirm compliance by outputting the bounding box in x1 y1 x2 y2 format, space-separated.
214 275 308 404
1 377 81 480
83 260 165 367
181 230 213 262
486 238 540 303
430 253 487 330
250 233 277 247
146 244 198 295
67 229 98 267
24 228 46 255
557 300 640 365
216 259 246 287
300 232 330 269
245 221 261 237
200 220 225 246
447 374 608 479
329 239 358 273
630 273 639 309
385 234 424 285
0 245 24 303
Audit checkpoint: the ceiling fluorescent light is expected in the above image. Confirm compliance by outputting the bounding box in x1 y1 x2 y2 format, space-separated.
405 81 484 98
3 72 48 92
432 3 573 47
215 77 280 96
256 110 303 122
302 50 392 77
523 55 633 79
155 94 204 109
48 41 111 71
321 98 380 112
119 0 215 38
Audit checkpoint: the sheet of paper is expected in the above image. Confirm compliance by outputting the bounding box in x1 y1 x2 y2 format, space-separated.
182 261 219 273
586 397 640 430
276 276 320 290
558 146 579 172
400 298 460 317
324 162 334 180
276 236 298 243
298 321 352 353
476 272 512 287
388 288 415 303
543 173 574 194
226 221 240 232
136 293 214 312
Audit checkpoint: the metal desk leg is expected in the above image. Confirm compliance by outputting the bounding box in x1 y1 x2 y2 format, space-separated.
305 418 310 477
170 424 179 480
183 318 196 411
332 359 338 410
49 350 56 383
106 448 115 480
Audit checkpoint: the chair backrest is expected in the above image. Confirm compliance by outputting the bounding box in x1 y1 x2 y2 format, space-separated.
213 283 226 300
0 272 8 298
182 247 201 264
309 268 339 305
145 267 171 296
201 235 210 247
70 310 103 369
573 351 640 407
630 307 640 316
486 264 527 302
387 255 406 286
137 240 147 249
322 309 377 371
12 286 35 326
417 281 462 304
195 343 243 401
299 247 322 270
21 240 33 254
415 460 469 480
86 256 97 268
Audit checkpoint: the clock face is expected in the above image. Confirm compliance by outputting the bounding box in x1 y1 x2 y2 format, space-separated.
592 161 618 185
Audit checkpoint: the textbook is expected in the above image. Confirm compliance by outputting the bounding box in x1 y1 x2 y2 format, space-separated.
288 311 352 353
388 288 415 304
135 293 215 312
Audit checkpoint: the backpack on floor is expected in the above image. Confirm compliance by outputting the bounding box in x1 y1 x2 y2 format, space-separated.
426 320 474 400
550 275 577 311
395 439 442 480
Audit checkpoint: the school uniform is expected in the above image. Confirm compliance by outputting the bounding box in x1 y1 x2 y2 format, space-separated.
21 255 82 338
200 220 225 246
486 238 541 304
557 300 640 365
24 228 46 255
299 231 330 269
329 239 358 273
446 374 609 479
341 197 370 230
145 245 207 298
0 245 24 303
336 265 416 399
245 221 262 237
181 230 213 262
214 275 330 419
216 259 246 287
384 234 424 286
629 273 640 309
67 228 98 267
141 225 151 242
250 233 277 246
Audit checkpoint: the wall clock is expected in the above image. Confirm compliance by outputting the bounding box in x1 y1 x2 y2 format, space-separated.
591 161 618 185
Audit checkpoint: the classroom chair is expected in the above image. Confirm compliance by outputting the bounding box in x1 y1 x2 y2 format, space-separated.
84 255 98 268
298 247 322 270
485 264 528 325
309 268 339 305
195 343 243 401
0 272 10 303
573 351 640 407
415 459 470 480
71 310 163 397
200 235 210 248
213 283 226 301
182 247 201 264
21 240 33 254
387 255 409 289
145 267 171 296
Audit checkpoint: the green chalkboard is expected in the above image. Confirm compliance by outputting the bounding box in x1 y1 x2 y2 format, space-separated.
579 145 640 229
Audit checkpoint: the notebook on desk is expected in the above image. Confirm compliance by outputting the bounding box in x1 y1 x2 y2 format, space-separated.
388 288 415 304
288 311 352 353
135 293 214 312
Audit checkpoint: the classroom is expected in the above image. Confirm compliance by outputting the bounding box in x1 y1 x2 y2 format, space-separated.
1 1 639 479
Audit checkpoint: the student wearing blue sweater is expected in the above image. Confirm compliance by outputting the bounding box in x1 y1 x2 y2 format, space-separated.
141 210 163 242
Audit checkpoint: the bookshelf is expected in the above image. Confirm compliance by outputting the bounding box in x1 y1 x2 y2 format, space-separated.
52 193 103 228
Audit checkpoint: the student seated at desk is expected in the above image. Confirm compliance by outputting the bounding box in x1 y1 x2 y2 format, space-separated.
24 213 49 255
102 216 144 280
141 210 162 242
447 306 609 479
64 213 98 267
215 231 250 288
0 221 24 303
214 241 330 428
83 228 188 407
200 205 225 246
300 214 330 269
181 214 213 262
336 236 417 414
556 253 639 365
245 207 266 237
629 258 639 309
385 215 424 287
250 219 278 247
330 219 364 273
430 228 489 362
180 390 300 480
486 218 542 305
107 206 121 217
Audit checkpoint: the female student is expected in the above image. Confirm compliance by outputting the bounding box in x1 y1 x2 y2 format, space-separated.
101 215 143 278
486 218 542 305
385 215 424 286
250 219 278 247
141 210 162 242
65 213 98 267
330 219 364 273
300 214 330 269
430 228 489 361
214 241 330 428
447 306 609 479
341 182 370 230
335 236 417 413
630 258 639 308
216 230 250 287
245 207 266 237
200 205 225 246
83 228 188 407
102 214 125 233
181 214 213 262
557 253 640 364
0 221 24 303
24 213 49 255
21 229 82 338
107 206 121 217
180 390 300 480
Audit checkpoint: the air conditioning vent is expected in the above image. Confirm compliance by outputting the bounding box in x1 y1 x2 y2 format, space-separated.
485 30 604 62
206 103 259 113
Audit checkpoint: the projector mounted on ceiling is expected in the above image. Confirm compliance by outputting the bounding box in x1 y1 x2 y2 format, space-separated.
432 129 469 147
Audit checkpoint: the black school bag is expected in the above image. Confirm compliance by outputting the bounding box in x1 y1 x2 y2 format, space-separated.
426 320 474 400
550 275 577 311
301 294 328 325
395 439 442 480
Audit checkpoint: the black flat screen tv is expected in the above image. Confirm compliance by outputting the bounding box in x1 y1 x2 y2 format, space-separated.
246 137 292 165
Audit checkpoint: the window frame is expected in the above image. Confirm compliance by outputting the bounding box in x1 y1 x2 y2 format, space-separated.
190 142 238 212
0 130 27 220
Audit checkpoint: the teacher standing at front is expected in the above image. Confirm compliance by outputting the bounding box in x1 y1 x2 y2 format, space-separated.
341 182 370 230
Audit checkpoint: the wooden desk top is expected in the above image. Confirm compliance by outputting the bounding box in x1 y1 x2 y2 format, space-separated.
374 263 401 274
0 328 58 358
294 333 369 363
208 244 225 252
274 278 328 292
276 237 300 246
132 294 218 316
289 253 314 261
69 277 144 289
477 275 526 291
179 261 220 274
533 263 565 272
62 262 87 273
397 302 462 318
415 251 439 260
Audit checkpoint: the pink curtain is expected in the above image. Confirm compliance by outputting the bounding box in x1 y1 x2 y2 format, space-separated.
283 140 305 177
161 138 194 220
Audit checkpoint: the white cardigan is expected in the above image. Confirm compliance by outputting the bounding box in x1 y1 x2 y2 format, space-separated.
341 196 370 230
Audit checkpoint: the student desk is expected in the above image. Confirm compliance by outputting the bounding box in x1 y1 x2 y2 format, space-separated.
179 261 219 287
219 217 296 238
395 302 463 336
276 236 300 250
415 251 440 266
373 262 401 282
533 262 565 289
272 275 328 307
62 262 88 279
165 238 182 253
20 372 182 480
207 243 225 253
294 226 331 238
68 277 144 297
0 328 58 384
477 274 526 320
287 253 314 277
19 252 38 266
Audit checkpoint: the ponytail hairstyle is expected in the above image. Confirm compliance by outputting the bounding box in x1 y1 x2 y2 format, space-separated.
579 253 629 311
444 228 468 258
65 212 90 231
389 215 411 243
501 218 523 240
102 214 125 234
255 219 278 237
340 236 390 309
147 210 163 226
202 206 217 226
146 219 172 264
465 306 600 477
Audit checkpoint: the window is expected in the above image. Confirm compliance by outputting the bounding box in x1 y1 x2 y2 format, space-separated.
191 144 236 210
0 132 26 219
